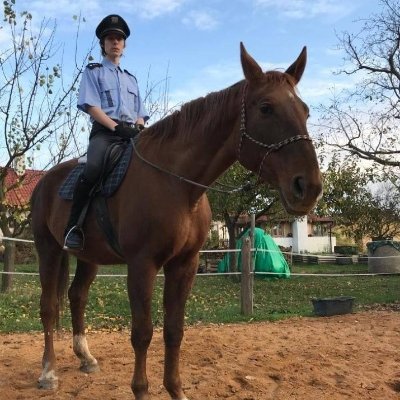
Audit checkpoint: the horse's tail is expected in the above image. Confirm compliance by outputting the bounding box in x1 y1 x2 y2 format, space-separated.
56 251 70 331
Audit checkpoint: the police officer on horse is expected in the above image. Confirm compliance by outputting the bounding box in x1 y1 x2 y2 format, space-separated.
64 14 149 250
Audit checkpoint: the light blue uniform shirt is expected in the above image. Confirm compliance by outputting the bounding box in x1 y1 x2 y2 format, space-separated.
77 58 149 124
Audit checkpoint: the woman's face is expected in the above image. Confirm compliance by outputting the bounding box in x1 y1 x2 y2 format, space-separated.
103 33 125 58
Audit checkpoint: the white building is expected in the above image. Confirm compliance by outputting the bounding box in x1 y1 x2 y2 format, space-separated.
210 215 336 254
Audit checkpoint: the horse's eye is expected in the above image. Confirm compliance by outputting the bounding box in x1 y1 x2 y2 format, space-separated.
259 103 273 115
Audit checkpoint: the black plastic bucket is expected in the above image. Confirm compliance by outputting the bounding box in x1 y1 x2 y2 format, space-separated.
311 296 355 317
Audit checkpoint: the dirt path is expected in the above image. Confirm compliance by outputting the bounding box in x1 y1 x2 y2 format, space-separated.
1 311 399 399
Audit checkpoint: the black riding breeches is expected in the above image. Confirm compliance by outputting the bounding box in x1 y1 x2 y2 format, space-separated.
82 124 126 185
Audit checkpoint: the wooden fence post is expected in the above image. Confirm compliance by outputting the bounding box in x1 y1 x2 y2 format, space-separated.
241 237 253 315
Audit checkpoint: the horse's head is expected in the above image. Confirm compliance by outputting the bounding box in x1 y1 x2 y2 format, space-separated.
237 43 322 216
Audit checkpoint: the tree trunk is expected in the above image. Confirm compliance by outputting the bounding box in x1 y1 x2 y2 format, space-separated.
1 240 16 293
228 228 237 273
225 221 240 282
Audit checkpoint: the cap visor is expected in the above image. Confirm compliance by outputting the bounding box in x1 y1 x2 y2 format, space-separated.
100 28 126 39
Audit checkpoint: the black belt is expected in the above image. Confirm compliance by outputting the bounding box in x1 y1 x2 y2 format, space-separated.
90 120 135 139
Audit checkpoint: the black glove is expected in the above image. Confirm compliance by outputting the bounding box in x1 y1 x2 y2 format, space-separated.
114 124 141 139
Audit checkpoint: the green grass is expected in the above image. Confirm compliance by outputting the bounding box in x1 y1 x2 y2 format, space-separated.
0 262 399 332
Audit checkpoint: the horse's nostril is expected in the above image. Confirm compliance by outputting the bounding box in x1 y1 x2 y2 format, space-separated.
293 176 305 199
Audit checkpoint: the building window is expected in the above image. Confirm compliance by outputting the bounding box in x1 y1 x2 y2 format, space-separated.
272 224 284 237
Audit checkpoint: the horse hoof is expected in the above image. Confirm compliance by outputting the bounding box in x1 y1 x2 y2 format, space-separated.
38 377 58 390
80 361 100 374
132 386 151 400
134 394 151 400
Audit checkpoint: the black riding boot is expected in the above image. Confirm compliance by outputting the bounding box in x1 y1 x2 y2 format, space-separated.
63 176 93 250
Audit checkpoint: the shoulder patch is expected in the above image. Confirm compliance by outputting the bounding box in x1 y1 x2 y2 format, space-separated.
86 63 103 70
124 69 137 81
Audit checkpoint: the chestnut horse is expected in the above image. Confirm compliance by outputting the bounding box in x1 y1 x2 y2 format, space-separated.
31 43 322 399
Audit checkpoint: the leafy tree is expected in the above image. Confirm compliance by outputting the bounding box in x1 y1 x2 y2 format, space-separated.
207 162 289 272
0 1 93 291
317 0 400 169
316 156 400 250
362 183 400 241
316 156 373 248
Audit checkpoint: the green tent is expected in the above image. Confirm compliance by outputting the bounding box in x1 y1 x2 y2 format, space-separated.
217 227 290 278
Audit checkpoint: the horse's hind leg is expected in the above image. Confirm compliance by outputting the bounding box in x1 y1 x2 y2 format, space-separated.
163 255 198 400
37 237 69 390
127 259 158 400
68 259 99 373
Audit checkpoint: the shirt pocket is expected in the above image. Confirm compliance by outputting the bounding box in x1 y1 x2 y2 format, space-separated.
99 79 117 109
127 83 139 112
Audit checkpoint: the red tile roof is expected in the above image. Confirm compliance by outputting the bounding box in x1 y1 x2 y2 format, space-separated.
1 168 45 207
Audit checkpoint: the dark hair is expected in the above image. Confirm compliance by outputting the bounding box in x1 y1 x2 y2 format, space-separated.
99 39 106 57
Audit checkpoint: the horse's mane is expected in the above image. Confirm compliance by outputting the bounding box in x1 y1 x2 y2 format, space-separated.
143 70 295 143
143 81 243 143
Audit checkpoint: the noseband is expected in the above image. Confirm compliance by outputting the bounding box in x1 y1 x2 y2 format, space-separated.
237 83 312 177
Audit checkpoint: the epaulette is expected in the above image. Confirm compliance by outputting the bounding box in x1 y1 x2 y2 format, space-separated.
124 69 137 81
86 63 103 70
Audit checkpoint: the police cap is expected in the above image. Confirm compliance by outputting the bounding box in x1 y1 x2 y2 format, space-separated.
95 14 130 39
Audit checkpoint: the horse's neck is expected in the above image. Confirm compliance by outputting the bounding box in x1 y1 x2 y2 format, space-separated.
177 125 237 183
140 83 243 200
172 87 242 189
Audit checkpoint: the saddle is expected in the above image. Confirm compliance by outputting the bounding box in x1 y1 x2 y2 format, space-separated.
59 141 132 200
59 141 133 256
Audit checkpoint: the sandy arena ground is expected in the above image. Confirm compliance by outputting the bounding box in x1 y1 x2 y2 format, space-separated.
1 311 399 399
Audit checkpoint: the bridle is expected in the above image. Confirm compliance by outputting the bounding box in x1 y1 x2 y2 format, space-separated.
237 83 312 178
132 82 312 194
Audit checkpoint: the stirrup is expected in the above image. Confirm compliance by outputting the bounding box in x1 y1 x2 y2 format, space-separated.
63 226 85 250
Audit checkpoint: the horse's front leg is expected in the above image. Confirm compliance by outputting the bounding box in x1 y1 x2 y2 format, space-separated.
163 255 198 400
68 260 99 373
37 243 68 390
127 259 158 400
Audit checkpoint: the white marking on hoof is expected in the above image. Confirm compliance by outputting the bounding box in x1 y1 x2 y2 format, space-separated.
73 334 99 373
38 362 58 390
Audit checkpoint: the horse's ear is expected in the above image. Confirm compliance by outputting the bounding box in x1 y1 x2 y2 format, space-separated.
240 42 264 82
285 46 307 84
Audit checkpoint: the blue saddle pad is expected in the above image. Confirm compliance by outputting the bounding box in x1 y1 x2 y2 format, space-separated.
58 143 132 200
